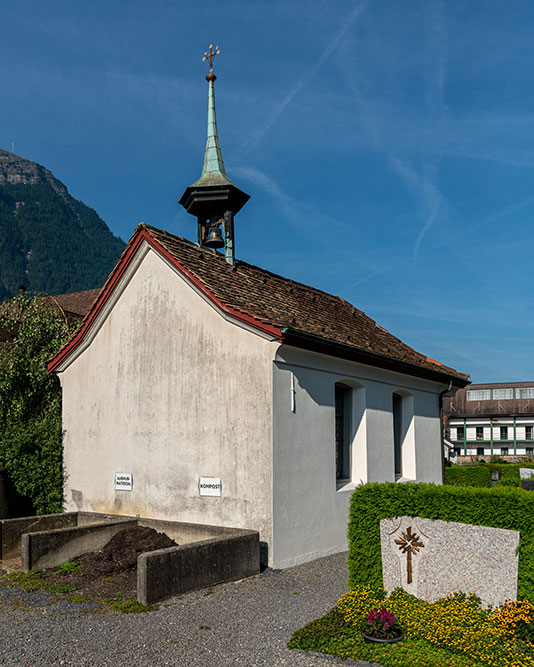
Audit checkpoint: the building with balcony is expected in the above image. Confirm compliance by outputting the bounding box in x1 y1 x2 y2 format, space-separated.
443 382 534 459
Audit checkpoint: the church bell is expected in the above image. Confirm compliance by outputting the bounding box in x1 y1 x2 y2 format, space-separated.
206 223 225 249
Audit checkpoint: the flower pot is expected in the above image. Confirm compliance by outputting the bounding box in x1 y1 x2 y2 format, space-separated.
361 630 404 644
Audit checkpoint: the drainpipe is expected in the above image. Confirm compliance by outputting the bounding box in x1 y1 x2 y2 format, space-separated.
464 418 467 455
490 417 493 457
440 381 454 483
514 417 517 456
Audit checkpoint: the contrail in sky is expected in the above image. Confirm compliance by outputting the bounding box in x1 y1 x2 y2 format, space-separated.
234 0 370 158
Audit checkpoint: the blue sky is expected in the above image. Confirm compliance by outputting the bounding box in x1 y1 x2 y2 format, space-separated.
1 0 533 383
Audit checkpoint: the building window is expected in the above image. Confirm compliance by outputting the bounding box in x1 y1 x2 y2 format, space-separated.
393 394 402 478
392 392 415 481
516 388 534 399
476 427 484 440
493 388 514 400
335 384 351 481
501 447 509 455
527 447 534 455
526 426 533 440
456 426 465 441
476 447 484 456
500 426 508 441
467 390 491 401
453 447 462 456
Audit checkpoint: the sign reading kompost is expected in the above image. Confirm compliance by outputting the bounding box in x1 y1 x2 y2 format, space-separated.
115 472 133 491
199 476 221 497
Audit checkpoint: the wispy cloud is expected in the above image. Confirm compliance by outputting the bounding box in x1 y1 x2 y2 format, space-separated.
337 193 534 293
233 0 370 159
231 164 352 235
336 0 449 259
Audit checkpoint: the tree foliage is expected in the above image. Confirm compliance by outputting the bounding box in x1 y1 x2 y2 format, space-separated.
0 180 125 300
0 294 75 514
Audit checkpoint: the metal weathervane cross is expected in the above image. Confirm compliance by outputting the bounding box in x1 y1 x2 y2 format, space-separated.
202 44 220 73
394 526 424 584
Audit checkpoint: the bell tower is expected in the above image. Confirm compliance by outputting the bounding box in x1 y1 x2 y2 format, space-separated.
179 45 249 266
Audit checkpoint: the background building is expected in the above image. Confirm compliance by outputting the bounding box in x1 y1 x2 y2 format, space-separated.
443 382 534 460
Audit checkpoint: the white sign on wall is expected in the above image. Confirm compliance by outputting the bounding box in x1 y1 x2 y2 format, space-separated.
115 472 133 491
199 476 221 497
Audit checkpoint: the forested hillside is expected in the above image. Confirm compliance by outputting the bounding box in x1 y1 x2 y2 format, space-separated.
0 150 125 299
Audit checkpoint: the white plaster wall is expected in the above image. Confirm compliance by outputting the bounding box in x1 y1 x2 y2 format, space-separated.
271 346 447 569
59 246 277 550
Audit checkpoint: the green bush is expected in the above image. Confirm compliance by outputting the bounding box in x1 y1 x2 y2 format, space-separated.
0 295 76 514
348 483 534 604
444 463 534 489
444 465 490 487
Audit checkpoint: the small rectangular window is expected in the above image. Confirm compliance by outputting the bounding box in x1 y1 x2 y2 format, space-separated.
335 384 351 481
467 390 491 401
527 447 534 455
476 426 484 440
526 426 533 440
500 426 508 441
453 447 462 456
476 447 484 456
516 388 534 399
493 388 514 400
456 426 465 441
501 447 509 455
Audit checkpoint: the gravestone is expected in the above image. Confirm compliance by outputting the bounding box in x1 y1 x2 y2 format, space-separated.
380 516 519 608
520 469 534 490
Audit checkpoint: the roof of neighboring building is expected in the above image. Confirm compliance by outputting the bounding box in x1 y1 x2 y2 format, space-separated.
444 382 534 418
47 223 469 385
1 288 99 342
47 289 101 319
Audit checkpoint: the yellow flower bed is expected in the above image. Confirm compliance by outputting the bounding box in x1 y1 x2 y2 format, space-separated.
337 586 534 667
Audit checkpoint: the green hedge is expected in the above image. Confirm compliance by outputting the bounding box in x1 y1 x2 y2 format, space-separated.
444 465 490 487
348 483 534 604
444 463 534 489
499 465 521 486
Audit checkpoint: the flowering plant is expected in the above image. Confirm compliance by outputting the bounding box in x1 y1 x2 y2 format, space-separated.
360 607 403 639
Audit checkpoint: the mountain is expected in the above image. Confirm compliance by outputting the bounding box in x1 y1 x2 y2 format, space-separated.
0 150 125 300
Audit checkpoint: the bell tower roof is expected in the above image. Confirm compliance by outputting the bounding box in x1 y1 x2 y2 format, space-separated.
179 45 249 266
190 62 233 188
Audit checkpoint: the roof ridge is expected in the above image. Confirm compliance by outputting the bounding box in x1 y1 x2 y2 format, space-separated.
48 222 469 383
141 223 369 304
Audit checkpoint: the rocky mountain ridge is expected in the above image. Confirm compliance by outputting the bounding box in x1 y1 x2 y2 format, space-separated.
0 149 125 300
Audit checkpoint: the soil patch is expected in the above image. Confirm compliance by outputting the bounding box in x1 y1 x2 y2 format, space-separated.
41 526 177 600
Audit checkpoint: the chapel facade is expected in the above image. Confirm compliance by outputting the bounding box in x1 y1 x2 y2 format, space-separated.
48 52 469 568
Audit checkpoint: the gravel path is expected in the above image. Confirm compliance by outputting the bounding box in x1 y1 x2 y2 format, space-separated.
0 551 381 666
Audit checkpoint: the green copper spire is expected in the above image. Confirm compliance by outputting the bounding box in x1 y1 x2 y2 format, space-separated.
191 45 233 188
179 44 250 266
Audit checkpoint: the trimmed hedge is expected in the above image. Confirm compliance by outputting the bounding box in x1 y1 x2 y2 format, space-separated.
444 465 490 487
348 483 534 604
444 463 534 489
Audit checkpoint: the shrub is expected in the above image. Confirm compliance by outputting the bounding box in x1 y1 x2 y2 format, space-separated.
348 483 534 604
0 294 77 514
444 465 490 487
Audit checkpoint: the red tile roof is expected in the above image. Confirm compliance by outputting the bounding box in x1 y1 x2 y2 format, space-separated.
47 289 101 319
48 224 469 384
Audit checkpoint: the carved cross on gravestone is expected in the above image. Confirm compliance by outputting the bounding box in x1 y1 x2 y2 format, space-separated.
394 525 424 584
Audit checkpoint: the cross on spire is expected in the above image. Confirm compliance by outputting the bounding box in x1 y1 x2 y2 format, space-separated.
202 44 220 74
